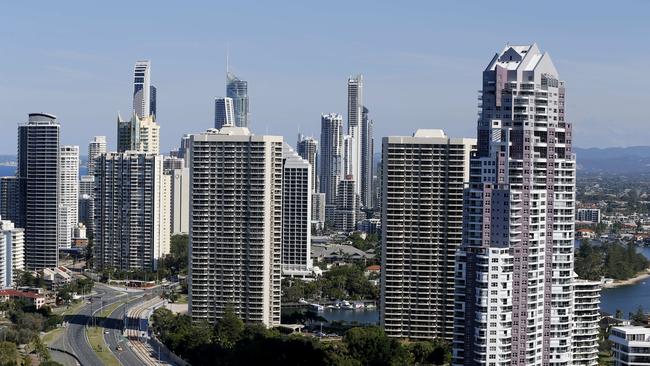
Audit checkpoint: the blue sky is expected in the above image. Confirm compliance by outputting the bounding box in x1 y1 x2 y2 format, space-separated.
1 1 648 154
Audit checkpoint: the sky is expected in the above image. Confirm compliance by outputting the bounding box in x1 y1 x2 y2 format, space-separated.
1 1 649 155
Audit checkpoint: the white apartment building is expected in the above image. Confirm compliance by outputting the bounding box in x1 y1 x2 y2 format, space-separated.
297 134 318 193
93 152 170 271
281 144 312 276
58 145 79 248
0 218 25 288
189 126 282 327
573 279 601 366
610 326 650 366
117 112 160 154
167 166 189 235
87 136 106 176
381 129 475 340
347 75 363 198
453 44 578 366
320 113 343 206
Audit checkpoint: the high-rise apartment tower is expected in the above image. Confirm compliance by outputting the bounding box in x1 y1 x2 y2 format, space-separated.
453 44 577 366
381 129 475 340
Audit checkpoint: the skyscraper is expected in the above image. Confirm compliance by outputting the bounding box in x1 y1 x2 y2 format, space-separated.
227 72 249 128
117 112 160 154
453 44 576 366
281 144 312 276
58 146 79 249
133 60 152 118
214 97 235 129
87 136 106 176
380 129 475 340
360 106 374 208
189 126 282 327
0 218 25 288
150 85 157 117
296 134 318 193
94 152 170 271
319 113 343 206
163 157 189 235
347 75 363 199
18 113 60 270
334 177 356 232
0 177 22 228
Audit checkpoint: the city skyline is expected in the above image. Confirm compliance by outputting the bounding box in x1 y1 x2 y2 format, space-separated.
1 2 649 154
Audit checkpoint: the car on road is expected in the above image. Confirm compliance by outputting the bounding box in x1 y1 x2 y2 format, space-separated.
116 345 123 351
104 330 109 334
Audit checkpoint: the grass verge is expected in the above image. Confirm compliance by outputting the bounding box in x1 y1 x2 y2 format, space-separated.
87 326 120 366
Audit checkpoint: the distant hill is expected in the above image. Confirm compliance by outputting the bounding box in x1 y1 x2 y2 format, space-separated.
574 146 650 174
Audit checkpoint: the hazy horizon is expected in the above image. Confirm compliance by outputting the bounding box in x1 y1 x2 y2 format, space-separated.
1 1 649 154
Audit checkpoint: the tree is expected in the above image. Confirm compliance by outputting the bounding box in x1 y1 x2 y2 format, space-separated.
0 341 18 366
632 306 647 325
343 327 413 366
616 309 624 319
215 306 244 349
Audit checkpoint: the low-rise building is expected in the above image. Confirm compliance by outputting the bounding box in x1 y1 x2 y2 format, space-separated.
577 208 601 224
0 289 46 309
311 243 373 263
610 326 650 366
41 266 73 290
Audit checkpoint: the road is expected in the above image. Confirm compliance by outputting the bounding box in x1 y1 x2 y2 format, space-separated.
51 283 129 366
104 292 156 366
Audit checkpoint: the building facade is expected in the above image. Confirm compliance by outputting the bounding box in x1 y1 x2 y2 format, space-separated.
573 279 600 366
133 60 153 118
453 44 577 366
226 72 249 128
311 192 326 231
164 157 189 235
334 177 356 232
18 113 60 270
610 326 650 366
281 144 312 276
87 136 107 176
214 97 235 129
0 218 25 288
0 177 22 228
576 208 600 224
319 113 343 206
381 129 475 340
360 106 374 209
347 75 363 199
58 145 79 248
117 112 160 154
297 134 318 194
189 127 282 327
93 152 170 271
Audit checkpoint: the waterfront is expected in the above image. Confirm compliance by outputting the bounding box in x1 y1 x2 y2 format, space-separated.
322 308 379 324
600 246 650 316
322 246 650 325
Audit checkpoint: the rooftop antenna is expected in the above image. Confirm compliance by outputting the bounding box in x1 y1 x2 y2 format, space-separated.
226 43 230 75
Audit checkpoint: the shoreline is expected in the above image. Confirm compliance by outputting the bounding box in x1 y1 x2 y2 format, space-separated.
602 269 650 289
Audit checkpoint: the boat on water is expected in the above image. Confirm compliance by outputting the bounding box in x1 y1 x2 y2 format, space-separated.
310 303 325 312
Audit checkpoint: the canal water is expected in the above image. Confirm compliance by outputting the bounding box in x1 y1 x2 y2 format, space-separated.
600 246 650 316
